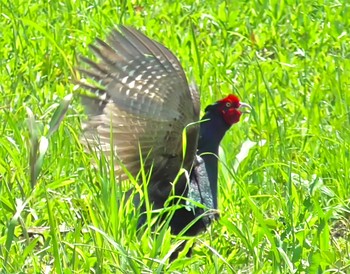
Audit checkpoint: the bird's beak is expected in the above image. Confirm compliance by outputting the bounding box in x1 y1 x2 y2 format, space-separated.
238 102 251 114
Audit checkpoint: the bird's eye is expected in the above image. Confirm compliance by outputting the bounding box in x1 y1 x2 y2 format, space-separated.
226 102 231 108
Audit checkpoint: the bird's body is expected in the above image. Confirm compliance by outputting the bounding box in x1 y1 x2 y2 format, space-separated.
78 26 249 252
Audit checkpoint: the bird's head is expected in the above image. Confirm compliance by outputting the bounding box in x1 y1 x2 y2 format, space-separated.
215 94 251 126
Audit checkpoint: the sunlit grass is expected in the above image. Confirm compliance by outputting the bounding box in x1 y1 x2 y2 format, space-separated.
1 0 349 272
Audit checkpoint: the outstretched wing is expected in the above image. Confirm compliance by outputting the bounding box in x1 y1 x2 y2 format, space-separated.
78 26 200 183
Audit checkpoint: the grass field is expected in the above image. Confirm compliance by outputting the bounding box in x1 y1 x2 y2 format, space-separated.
1 0 350 273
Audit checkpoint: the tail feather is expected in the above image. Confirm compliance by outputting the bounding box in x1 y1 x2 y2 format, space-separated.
77 26 200 183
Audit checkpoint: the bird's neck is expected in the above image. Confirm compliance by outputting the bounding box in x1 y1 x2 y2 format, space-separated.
198 112 229 154
197 111 230 209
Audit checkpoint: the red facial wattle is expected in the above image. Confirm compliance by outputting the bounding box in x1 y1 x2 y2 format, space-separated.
222 108 242 125
218 95 251 126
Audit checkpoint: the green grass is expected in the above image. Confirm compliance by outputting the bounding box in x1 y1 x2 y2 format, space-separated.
1 0 350 272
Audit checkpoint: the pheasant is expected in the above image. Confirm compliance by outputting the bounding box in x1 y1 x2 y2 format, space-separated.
78 25 250 253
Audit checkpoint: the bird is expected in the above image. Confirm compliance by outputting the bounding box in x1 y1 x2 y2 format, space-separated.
77 25 250 257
